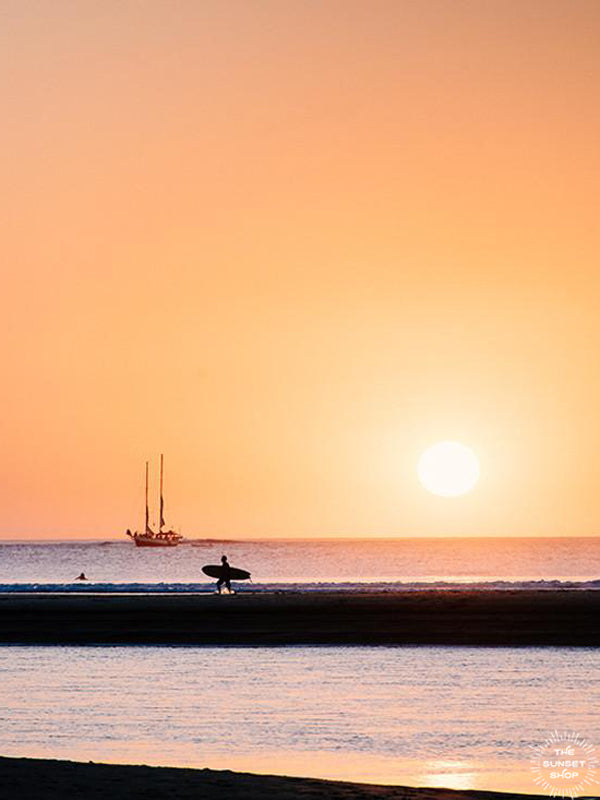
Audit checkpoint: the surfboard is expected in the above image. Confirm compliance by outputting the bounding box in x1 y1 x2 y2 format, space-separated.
202 564 251 581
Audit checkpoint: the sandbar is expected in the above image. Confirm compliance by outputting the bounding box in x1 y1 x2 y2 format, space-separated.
0 589 598 645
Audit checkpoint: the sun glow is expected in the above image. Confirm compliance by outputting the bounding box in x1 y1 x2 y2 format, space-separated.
418 441 480 497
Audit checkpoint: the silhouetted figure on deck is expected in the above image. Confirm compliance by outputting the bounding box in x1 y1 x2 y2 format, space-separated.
217 555 232 594
75 572 87 581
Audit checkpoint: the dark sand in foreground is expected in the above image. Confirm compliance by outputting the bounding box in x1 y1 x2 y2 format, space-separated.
0 589 598 645
0 757 557 800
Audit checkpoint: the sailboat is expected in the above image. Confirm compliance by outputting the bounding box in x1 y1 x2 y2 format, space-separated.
126 455 183 547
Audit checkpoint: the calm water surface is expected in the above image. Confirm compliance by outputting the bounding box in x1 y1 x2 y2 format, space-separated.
1 537 599 585
0 645 598 794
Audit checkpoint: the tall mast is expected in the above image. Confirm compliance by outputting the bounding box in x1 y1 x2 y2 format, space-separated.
159 453 165 533
145 461 150 533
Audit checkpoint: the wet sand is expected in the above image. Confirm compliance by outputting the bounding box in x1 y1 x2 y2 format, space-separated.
0 589 598 645
0 757 554 800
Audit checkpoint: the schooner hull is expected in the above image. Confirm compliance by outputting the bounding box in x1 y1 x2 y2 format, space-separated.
133 536 180 547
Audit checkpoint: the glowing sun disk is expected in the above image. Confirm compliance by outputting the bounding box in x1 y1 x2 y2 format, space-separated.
418 441 480 497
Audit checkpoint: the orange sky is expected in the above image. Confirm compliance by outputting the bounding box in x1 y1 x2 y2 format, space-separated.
2 1 600 538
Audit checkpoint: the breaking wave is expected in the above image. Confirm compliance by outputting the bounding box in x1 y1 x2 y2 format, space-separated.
0 579 599 594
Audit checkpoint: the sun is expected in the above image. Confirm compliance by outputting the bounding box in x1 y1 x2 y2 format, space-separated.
418 441 480 497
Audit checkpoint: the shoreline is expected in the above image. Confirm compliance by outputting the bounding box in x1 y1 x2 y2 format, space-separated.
0 756 554 800
0 589 598 645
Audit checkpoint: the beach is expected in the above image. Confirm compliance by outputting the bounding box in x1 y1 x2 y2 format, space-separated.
0 757 556 800
0 589 597 645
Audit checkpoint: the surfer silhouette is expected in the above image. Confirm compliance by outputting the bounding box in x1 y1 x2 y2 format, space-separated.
217 555 232 594
75 572 87 581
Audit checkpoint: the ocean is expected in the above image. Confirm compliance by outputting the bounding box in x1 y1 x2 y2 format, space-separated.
1 538 598 795
0 644 598 795
0 536 599 591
